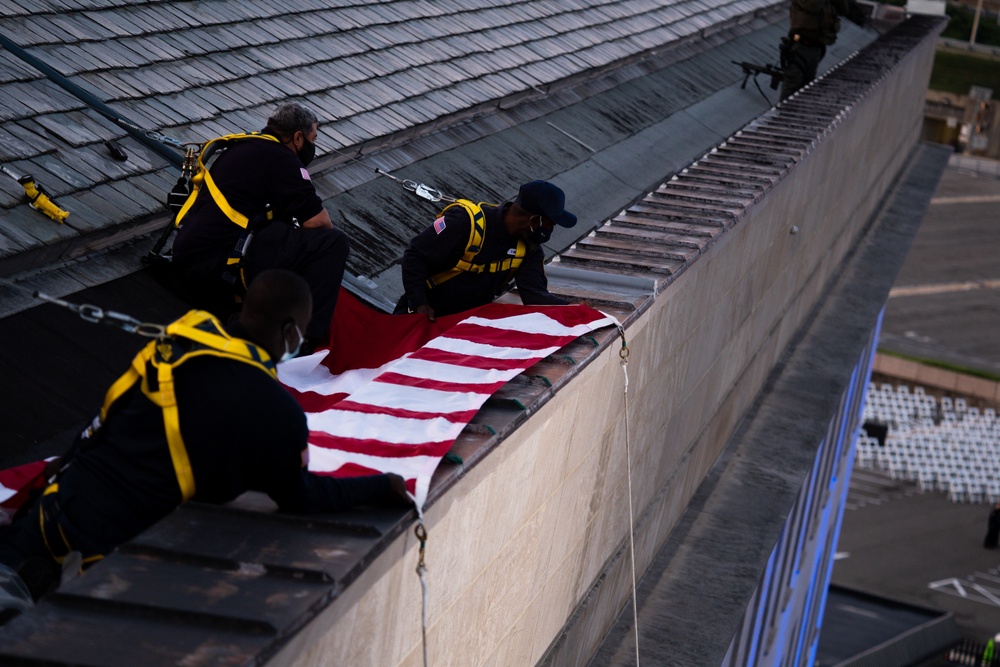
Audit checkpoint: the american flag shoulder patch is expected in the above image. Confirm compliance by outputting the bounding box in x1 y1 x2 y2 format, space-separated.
433 217 446 234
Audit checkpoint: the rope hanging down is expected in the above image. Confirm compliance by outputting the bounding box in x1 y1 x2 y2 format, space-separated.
414 519 430 667
407 490 432 667
618 325 641 666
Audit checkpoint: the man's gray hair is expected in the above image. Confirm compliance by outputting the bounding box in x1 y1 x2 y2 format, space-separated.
266 103 318 138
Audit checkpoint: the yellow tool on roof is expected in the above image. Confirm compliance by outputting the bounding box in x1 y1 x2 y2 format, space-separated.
1 164 70 224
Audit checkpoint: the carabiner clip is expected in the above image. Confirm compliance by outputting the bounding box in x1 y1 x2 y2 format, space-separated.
414 183 444 202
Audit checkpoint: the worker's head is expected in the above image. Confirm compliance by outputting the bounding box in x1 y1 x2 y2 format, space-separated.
506 181 577 245
240 270 313 363
265 103 319 167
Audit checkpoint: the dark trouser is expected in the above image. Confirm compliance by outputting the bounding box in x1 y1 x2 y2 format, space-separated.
780 41 826 101
0 501 62 601
244 223 350 341
0 487 113 602
985 512 1000 548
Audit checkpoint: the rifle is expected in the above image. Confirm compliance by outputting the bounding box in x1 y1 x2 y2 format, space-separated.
733 61 784 91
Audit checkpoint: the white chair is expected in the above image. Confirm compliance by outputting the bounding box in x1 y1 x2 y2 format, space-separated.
948 479 968 502
917 468 937 492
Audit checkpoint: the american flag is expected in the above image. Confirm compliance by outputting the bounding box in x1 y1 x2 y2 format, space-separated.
0 294 616 517
280 291 617 509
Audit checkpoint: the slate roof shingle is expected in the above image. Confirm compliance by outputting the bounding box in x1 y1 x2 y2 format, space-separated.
0 0 781 277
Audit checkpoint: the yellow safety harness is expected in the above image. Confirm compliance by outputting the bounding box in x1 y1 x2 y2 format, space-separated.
173 132 279 230
89 309 276 502
37 311 275 570
426 199 526 288
173 133 282 291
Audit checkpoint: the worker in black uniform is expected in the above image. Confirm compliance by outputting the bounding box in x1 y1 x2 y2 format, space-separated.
172 102 348 348
395 180 577 321
779 0 866 100
0 270 405 602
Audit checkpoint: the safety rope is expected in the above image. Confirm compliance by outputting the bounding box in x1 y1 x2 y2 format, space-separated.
0 276 167 339
412 502 431 667
619 325 641 666
324 143 459 204
0 32 185 168
374 167 455 204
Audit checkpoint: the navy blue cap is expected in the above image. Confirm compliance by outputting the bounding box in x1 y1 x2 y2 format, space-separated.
516 180 577 228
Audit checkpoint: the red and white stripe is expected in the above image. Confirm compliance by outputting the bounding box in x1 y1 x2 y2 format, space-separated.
0 458 56 525
280 298 616 509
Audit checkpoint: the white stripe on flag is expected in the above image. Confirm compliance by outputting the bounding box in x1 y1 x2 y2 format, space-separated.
308 444 439 478
280 355 401 396
308 410 464 444
425 336 562 360
345 381 488 414
0 484 17 504
308 445 439 508
388 357 526 385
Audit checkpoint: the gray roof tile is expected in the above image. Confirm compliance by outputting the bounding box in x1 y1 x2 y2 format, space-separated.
43 44 101 75
33 112 103 148
128 34 186 62
0 0 779 272
0 127 36 161
127 170 174 204
0 85 36 120
0 176 25 209
1 17 48 47
4 119 57 156
0 50 35 84
77 71 131 100
1 203 77 248
107 179 162 216
31 152 95 192
68 185 133 230
89 9 145 39
70 145 130 183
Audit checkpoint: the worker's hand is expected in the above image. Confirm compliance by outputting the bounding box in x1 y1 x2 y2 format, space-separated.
415 304 435 322
302 209 334 229
386 473 410 505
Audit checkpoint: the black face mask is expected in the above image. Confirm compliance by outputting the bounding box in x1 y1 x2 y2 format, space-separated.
529 225 552 244
297 137 316 167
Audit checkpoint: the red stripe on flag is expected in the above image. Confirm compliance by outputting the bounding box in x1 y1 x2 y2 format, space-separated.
311 462 386 478
409 347 530 371
331 400 479 423
288 389 349 413
373 373 507 394
0 460 51 523
309 431 453 458
442 323 565 350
